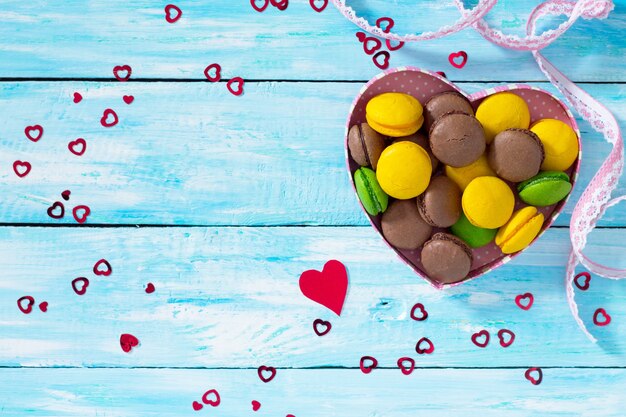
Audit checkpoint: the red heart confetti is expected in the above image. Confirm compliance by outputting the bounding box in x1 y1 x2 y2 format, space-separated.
13 160 31 178
252 400 261 411
100 108 119 127
309 0 328 13
145 283 156 294
250 0 270 12
113 65 132 82
359 356 378 374
72 277 90 295
287 415 296 417
355 32 366 42
120 333 140 353
372 51 390 70
257 365 276 383
24 125 43 142
410 303 428 321
72 205 91 224
524 367 543 385
299 259 348 316
93 259 112 276
17 296 35 314
61 190 71 201
123 95 134 104
397 357 415 375
386 39 404 51
226 77 245 96
73 92 83 103
471 330 490 348
415 337 435 355
363 37 382 55
436 71 447 78
47 201 65 219
270 0 288 10
574 271 591 291
313 318 331 336
497 329 515 348
204 63 222 82
515 293 534 311
593 308 611 326
38 301 48 313
164 4 182 23
375 17 394 33
448 51 468 69
68 138 86 156
201 389 221 406
192 401 203 411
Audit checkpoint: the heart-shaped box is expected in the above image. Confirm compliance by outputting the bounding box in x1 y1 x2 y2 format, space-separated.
345 67 581 288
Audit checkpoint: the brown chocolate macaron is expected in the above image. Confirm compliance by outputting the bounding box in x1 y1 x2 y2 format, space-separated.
381 199 433 250
429 112 486 168
417 176 461 227
393 131 439 170
424 91 474 130
348 123 387 170
488 128 545 182
421 233 473 284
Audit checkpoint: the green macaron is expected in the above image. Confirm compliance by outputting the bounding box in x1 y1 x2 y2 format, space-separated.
354 167 388 216
450 212 497 248
517 171 572 207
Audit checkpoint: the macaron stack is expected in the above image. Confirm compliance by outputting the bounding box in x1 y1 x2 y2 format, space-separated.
349 90 579 285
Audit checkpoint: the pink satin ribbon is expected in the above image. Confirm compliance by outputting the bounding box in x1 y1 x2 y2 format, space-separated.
331 0 624 342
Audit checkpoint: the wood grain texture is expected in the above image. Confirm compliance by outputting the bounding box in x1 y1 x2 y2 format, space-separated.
1 368 625 417
1 81 624 226
0 0 624 81
1 226 625 368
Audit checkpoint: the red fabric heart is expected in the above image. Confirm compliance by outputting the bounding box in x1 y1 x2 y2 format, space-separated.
72 205 91 224
299 260 348 316
363 37 382 55
250 0 269 12
226 77 245 96
309 0 328 13
312 318 331 336
372 51 390 70
204 63 222 82
415 337 435 354
17 296 35 314
192 401 203 411
201 389 220 406
270 0 288 10
471 330 490 348
497 329 515 348
73 92 83 103
120 333 139 352
100 108 119 127
593 308 611 326
68 138 86 156
397 357 415 375
375 17 394 33
38 301 48 312
93 259 112 276
410 303 428 321
574 271 591 291
13 160 31 178
251 400 261 411
47 201 65 219
61 190 71 201
448 51 468 69
386 39 404 51
24 125 43 142
164 4 182 23
524 367 543 385
257 365 276 383
123 95 134 104
145 283 156 294
515 293 534 311
359 356 378 374
113 65 132 82
72 277 90 295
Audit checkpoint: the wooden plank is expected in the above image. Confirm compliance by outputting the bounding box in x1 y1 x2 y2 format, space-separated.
1 226 625 368
0 1 624 81
0 368 625 416
1 81 624 226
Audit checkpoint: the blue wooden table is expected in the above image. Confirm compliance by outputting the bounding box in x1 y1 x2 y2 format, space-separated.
0 1 625 415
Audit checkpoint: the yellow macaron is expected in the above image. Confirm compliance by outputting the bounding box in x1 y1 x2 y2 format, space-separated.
495 206 544 254
462 176 515 229
376 141 432 199
366 93 424 137
530 119 579 171
475 92 530 143
445 153 496 191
